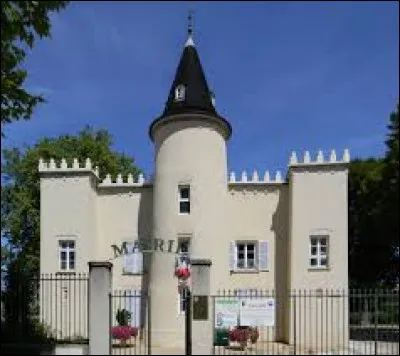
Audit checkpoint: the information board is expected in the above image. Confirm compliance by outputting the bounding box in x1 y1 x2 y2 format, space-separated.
239 298 275 327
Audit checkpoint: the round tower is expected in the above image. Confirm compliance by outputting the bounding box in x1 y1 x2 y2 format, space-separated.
148 22 232 348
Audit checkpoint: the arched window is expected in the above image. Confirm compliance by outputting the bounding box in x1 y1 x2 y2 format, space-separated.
175 85 185 102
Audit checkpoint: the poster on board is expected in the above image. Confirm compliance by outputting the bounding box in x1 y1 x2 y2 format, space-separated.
214 299 239 328
239 298 275 327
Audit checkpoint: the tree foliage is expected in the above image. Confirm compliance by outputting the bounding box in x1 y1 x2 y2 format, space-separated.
1 1 69 134
1 126 141 275
380 103 399 284
348 103 399 288
348 158 385 287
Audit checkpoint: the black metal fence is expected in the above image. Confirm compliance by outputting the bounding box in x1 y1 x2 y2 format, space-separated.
1 273 89 345
213 289 399 355
109 290 150 355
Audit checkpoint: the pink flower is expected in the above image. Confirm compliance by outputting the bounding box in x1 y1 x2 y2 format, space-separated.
175 267 191 279
110 326 138 340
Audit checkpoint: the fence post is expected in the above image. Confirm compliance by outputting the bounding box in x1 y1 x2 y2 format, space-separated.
185 289 192 356
190 259 212 355
88 261 113 355
293 293 297 356
147 293 152 356
374 291 378 355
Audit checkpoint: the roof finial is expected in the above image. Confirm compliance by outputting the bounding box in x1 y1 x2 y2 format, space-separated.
188 8 194 37
185 8 195 47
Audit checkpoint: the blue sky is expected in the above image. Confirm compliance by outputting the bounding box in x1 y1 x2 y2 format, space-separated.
2 1 399 177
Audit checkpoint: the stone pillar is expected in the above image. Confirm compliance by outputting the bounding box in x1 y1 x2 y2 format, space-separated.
88 261 113 355
190 259 212 355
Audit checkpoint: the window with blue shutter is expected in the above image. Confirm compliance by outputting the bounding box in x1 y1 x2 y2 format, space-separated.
258 240 269 271
229 241 237 271
231 241 266 271
123 242 143 274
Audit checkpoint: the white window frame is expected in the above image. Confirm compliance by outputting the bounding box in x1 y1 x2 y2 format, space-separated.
175 84 185 102
178 185 190 215
59 240 76 271
235 241 258 270
309 235 329 269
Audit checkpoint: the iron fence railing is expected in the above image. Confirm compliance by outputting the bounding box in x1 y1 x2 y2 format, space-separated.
2 273 89 344
213 289 399 355
109 290 150 355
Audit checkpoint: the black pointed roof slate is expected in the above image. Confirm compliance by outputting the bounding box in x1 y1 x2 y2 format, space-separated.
149 36 232 140
162 38 216 117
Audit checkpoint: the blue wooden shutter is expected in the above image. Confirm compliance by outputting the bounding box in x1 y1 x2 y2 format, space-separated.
230 241 236 271
123 243 143 274
123 242 135 274
258 241 269 271
133 246 143 274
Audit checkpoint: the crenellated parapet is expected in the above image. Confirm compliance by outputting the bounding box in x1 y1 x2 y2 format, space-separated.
288 149 350 167
98 172 147 187
38 158 151 188
38 157 100 177
229 169 283 185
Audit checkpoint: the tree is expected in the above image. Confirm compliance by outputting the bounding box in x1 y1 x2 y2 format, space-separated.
1 1 69 135
1 126 141 275
348 102 399 288
1 126 141 342
379 103 399 285
348 158 386 288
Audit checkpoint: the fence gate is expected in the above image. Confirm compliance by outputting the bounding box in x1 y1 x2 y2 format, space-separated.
109 290 151 355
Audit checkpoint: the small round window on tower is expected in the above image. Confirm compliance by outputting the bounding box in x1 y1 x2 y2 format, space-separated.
175 84 185 102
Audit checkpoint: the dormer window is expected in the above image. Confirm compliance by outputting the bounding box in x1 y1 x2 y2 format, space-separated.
175 85 185 102
210 91 215 107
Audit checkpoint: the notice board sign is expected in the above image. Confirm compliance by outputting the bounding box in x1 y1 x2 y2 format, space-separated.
239 298 275 327
215 299 239 328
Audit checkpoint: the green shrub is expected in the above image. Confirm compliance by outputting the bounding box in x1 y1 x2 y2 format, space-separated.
116 309 131 326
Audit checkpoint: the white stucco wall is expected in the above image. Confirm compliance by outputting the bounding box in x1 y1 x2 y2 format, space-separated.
96 186 153 290
286 161 349 349
38 148 349 350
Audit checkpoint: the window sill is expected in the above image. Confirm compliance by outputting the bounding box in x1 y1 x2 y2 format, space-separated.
308 267 330 272
230 269 263 274
122 272 143 276
56 271 76 275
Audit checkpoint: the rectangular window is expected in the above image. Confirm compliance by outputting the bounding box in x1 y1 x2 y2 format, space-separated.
235 242 257 270
59 240 75 271
179 186 190 214
309 235 329 269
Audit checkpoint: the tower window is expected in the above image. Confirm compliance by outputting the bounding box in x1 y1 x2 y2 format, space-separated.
178 186 190 214
175 85 185 102
210 91 215 107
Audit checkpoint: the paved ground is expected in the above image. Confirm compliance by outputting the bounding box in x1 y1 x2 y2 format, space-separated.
111 340 399 355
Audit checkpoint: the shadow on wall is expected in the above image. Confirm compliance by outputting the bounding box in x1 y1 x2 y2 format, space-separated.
271 184 289 343
137 188 153 333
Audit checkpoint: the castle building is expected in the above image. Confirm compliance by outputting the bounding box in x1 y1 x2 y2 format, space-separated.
39 22 350 350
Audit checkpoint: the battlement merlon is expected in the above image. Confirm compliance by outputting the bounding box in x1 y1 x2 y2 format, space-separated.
229 170 283 185
288 149 350 168
38 158 152 188
38 157 100 178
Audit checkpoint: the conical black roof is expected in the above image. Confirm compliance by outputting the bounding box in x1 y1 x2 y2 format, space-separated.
149 34 232 141
162 36 216 116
